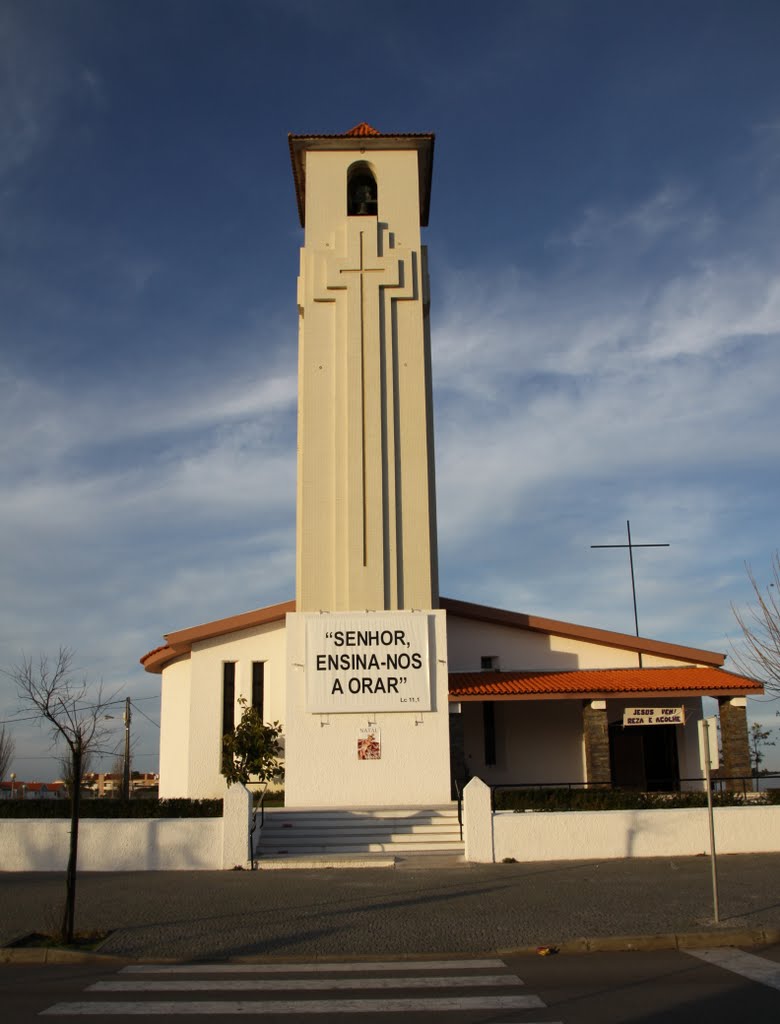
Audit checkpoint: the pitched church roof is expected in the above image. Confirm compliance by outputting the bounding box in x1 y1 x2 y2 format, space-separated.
140 597 761 703
439 597 725 666
140 599 294 673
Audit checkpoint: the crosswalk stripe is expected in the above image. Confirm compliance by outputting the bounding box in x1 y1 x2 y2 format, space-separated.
684 948 780 991
119 958 506 974
89 974 521 992
41 995 546 1015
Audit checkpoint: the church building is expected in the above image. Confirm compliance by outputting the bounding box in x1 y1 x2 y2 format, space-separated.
142 124 761 807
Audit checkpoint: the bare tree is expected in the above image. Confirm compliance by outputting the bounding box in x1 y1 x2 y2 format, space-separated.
732 553 780 695
0 724 14 780
8 648 111 943
748 721 776 776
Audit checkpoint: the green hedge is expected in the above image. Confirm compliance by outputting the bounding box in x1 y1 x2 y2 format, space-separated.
0 798 223 819
493 787 779 813
253 790 284 808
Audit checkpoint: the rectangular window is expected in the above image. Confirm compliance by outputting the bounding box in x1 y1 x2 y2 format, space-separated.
252 661 265 721
483 701 497 767
481 655 499 671
222 662 236 737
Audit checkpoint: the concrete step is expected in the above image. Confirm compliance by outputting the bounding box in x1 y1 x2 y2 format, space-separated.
261 839 464 855
256 804 463 860
262 807 459 822
261 822 461 837
257 850 467 871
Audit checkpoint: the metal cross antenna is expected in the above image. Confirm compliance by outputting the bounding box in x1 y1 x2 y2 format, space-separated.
591 520 670 667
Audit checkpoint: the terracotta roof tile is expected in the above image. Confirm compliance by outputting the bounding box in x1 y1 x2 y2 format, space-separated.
346 122 381 136
140 600 295 673
448 666 763 699
140 643 169 663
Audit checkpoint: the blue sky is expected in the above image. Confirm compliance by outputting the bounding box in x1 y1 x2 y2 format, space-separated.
2 0 780 779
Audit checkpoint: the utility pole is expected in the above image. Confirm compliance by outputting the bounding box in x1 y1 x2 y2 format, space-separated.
122 697 132 801
591 520 670 666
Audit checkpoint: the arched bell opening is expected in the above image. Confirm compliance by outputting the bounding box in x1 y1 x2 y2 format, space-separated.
347 162 378 217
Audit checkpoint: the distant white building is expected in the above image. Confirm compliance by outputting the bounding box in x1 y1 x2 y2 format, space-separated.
142 124 761 805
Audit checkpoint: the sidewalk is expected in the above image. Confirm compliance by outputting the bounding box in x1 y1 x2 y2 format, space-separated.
2 853 780 962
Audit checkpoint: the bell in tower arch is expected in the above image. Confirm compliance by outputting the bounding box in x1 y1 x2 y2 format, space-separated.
347 164 378 216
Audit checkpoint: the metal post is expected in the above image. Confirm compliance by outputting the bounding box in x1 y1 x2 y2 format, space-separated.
122 697 132 801
702 721 720 923
626 520 640 641
591 520 670 668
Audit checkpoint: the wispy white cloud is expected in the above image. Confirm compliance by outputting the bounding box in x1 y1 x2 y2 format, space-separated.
562 184 717 249
431 177 780 662
0 9 99 183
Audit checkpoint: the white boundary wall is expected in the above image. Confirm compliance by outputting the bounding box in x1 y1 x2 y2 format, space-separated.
0 783 251 872
464 777 780 862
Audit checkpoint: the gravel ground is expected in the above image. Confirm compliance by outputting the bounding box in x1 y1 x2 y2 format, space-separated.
2 854 780 960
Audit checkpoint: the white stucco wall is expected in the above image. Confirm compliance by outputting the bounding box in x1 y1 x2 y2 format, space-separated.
464 778 780 862
284 610 452 807
158 656 191 798
0 783 252 872
447 615 705 672
461 698 585 786
158 620 287 799
491 806 780 861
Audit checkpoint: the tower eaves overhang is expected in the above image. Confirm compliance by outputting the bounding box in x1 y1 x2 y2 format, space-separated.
288 124 435 228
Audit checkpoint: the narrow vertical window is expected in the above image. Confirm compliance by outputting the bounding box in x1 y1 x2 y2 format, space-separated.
483 702 496 767
222 662 236 737
252 661 265 721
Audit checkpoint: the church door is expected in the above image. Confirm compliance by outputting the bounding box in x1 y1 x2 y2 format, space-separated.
609 723 680 791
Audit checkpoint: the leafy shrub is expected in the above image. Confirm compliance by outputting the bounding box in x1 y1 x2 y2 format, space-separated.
0 798 223 819
493 787 768 813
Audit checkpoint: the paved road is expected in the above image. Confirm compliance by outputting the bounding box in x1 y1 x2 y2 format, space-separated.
2 947 779 1022
2 854 780 960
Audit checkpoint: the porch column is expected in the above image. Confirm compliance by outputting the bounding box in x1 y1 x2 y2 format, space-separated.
583 700 611 786
718 697 751 790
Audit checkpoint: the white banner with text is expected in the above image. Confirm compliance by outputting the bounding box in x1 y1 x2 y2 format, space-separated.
305 612 432 713
623 706 686 726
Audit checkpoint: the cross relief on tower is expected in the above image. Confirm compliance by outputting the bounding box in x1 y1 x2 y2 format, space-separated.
313 220 416 577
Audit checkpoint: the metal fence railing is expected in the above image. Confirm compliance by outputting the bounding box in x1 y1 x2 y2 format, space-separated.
488 773 780 812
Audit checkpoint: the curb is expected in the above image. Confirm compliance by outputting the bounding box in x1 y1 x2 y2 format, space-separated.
2 926 779 964
0 946 129 965
498 926 780 957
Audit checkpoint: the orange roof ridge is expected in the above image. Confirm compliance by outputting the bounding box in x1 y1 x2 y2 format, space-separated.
141 599 296 673
346 122 381 136
141 596 733 675
440 596 726 667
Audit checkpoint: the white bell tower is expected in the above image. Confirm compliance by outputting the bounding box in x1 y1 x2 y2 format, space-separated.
284 125 452 808
289 123 439 613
